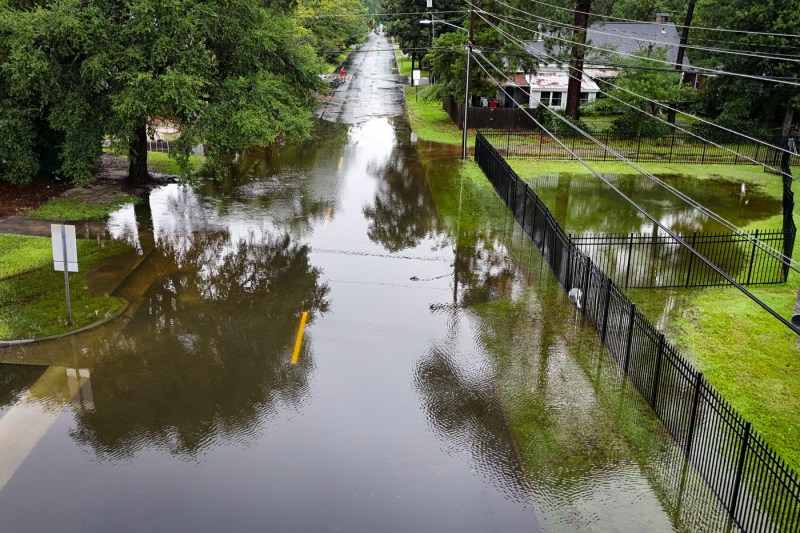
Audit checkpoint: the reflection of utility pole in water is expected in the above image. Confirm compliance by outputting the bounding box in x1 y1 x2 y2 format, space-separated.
0 365 94 491
554 173 572 228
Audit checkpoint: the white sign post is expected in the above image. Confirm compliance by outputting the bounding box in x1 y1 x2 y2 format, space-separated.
51 224 78 326
413 69 421 100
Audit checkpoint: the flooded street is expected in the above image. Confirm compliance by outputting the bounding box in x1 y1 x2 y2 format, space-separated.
0 33 731 531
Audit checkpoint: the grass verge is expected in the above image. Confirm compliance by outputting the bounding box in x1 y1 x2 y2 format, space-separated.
0 235 131 340
394 46 429 78
404 86 477 147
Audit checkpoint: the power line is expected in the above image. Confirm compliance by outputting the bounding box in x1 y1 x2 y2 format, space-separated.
297 10 467 18
486 3 800 66
475 9 800 159
514 0 800 39
471 10 800 274
471 6 800 87
469 50 800 335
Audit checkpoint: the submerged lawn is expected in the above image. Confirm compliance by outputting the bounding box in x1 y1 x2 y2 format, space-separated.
0 235 130 340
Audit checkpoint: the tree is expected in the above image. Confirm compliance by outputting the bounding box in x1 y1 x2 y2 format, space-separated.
594 46 691 136
691 0 800 135
298 0 369 64
0 0 324 185
380 0 465 56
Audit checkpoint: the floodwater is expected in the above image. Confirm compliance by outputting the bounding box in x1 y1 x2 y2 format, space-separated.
0 32 733 531
524 173 781 235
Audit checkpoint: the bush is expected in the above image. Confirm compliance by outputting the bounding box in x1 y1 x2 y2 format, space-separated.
530 106 595 137
610 110 668 138
691 116 772 144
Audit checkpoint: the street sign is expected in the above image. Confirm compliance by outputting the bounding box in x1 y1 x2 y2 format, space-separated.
51 224 78 326
51 224 78 272
412 69 421 82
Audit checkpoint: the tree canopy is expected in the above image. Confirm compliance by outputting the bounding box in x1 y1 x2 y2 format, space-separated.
0 0 352 185
298 0 369 64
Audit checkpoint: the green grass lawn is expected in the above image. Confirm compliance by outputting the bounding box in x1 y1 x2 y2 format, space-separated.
29 194 142 221
505 157 800 470
0 235 131 340
404 86 477 147
393 47 428 78
147 151 205 175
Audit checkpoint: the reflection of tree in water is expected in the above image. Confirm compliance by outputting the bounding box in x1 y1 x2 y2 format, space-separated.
190 121 352 237
70 231 329 459
454 241 518 307
530 173 782 235
414 342 533 504
362 144 441 252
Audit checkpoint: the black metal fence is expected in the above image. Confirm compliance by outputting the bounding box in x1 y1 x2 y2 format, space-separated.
475 131 800 532
571 230 787 289
479 129 800 167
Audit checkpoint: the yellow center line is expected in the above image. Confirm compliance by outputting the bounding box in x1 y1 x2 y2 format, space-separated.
291 311 309 365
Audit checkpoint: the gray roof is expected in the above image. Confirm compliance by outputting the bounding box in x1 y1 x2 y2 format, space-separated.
525 22 692 69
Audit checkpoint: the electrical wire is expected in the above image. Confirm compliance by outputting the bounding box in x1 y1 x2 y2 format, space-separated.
296 10 468 18
511 0 800 39
473 10 800 273
474 7 799 160
468 50 800 335
468 5 800 87
486 2 800 65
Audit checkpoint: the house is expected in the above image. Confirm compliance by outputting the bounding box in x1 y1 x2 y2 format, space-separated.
499 15 695 110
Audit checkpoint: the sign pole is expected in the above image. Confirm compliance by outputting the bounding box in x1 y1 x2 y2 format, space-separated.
61 225 73 326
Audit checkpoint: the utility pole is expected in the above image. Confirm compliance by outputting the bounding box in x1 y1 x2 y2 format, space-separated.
668 0 696 129
565 0 591 120
462 8 475 160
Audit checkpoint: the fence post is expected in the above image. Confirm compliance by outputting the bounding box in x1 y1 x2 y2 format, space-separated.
624 303 636 373
746 229 759 285
624 233 634 289
651 334 665 408
685 232 697 287
685 371 704 458
566 234 573 288
506 130 511 158
600 276 612 343
701 142 706 164
581 260 590 316
538 133 543 159
734 139 741 164
730 421 752 517
669 129 676 163
754 143 760 164
636 131 642 163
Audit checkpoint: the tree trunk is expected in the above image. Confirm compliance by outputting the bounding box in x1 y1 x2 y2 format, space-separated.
565 0 591 121
128 123 149 184
781 106 795 137
668 0 696 129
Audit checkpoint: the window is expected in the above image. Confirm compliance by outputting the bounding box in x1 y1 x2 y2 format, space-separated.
580 92 590 103
540 91 563 107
